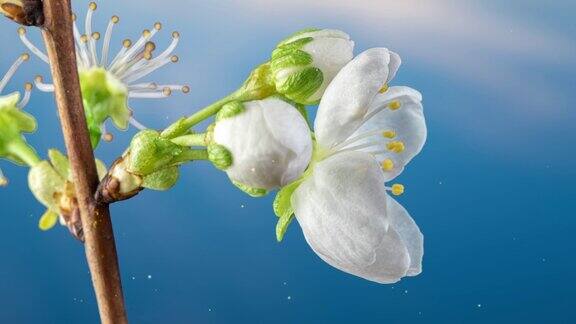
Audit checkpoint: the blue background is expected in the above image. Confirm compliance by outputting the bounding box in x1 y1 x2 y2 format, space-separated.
1 0 575 323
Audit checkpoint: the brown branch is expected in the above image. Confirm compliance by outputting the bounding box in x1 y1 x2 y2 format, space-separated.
40 0 127 323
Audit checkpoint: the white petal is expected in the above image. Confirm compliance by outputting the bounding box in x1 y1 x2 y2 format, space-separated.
348 86 426 181
387 194 424 276
315 48 397 148
302 34 354 103
214 98 312 190
292 151 411 283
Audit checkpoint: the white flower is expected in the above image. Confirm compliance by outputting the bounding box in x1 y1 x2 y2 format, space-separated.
18 1 189 146
291 48 427 283
270 28 354 105
212 97 312 193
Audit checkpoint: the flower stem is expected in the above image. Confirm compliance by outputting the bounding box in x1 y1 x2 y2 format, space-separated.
7 140 41 167
173 149 209 164
170 133 206 147
161 90 242 139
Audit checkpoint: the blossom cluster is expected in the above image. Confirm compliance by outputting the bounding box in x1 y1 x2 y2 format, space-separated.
1 2 428 284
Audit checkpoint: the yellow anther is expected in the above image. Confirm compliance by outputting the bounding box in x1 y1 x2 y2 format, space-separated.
123 39 132 48
24 82 33 91
89 2 97 11
145 41 156 51
163 87 172 96
388 100 401 110
17 27 26 35
391 184 405 196
80 34 89 43
35 75 43 82
142 29 151 37
102 133 114 142
92 32 101 40
0 177 7 187
172 31 180 39
387 141 405 153
181 85 190 94
381 159 394 171
71 13 77 21
21 53 30 61
154 22 162 30
111 15 120 24
143 52 153 60
382 130 396 139
379 84 389 93
170 55 179 63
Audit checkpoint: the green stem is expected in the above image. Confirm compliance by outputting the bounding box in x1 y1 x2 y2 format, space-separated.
8 140 41 167
173 149 209 164
161 90 243 139
171 133 207 147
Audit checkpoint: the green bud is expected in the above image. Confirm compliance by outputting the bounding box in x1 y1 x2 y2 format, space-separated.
276 214 295 242
216 101 245 122
207 144 233 170
269 28 354 105
232 180 268 198
127 130 184 176
142 166 180 191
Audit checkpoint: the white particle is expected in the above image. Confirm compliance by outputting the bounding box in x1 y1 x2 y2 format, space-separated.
240 204 245 208
542 258 547 262
147 275 152 279
283 282 287 286
131 276 136 280
287 296 292 300
208 308 212 312
404 290 408 294
477 304 482 308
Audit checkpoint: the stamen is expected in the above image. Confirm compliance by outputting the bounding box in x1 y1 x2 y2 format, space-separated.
381 159 394 171
387 141 405 153
86 2 99 66
107 39 132 69
383 130 396 139
18 83 33 108
389 184 405 196
332 128 391 152
0 168 8 187
17 28 49 64
0 53 29 93
34 75 55 92
388 100 401 110
101 15 119 67
101 124 114 142
129 117 147 130
73 17 91 67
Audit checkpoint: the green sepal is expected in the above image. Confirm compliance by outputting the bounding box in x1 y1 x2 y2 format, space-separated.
207 144 233 170
48 149 71 180
277 28 320 46
127 130 184 176
275 67 323 105
276 214 295 242
142 166 180 191
232 180 268 197
79 67 130 148
216 101 245 122
0 93 38 163
273 180 302 218
238 63 277 101
38 209 59 231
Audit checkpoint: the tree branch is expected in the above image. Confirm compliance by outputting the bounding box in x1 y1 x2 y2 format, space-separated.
40 0 127 323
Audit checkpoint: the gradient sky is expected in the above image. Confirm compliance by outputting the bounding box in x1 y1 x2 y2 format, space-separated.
1 0 575 323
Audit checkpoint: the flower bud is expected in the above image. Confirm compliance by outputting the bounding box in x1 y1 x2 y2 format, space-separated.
126 129 184 176
212 98 313 192
270 28 354 105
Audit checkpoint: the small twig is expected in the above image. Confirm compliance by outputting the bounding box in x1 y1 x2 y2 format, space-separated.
39 0 127 323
